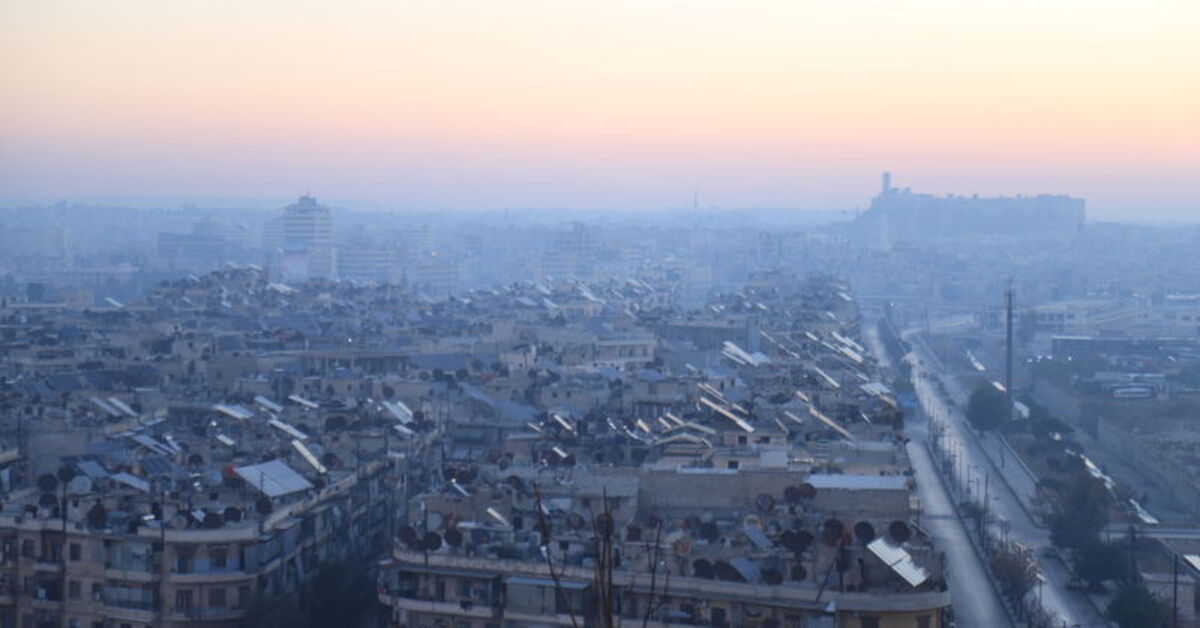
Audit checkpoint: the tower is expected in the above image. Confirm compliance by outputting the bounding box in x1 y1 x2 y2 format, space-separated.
881 172 892 195
280 195 335 282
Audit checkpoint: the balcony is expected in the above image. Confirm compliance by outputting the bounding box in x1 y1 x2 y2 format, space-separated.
171 606 245 622
378 593 500 620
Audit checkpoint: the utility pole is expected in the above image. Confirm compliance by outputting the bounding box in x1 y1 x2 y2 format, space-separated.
1005 281 1015 421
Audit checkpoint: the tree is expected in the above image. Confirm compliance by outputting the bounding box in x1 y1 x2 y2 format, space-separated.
243 560 376 628
1106 584 1164 628
1077 541 1128 589
302 560 376 628
1048 469 1111 549
243 590 303 628
990 547 1038 609
967 385 1007 431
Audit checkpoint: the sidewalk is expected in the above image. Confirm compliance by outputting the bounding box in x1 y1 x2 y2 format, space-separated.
976 430 1045 528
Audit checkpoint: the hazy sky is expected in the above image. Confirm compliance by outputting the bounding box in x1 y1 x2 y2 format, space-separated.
2 1 1197 219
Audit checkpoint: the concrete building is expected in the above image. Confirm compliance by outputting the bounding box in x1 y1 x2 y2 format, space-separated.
279 196 335 282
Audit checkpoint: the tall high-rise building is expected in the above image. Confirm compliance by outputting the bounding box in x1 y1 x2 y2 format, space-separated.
279 195 335 282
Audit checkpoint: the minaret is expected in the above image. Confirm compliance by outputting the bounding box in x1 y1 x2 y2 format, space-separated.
881 172 892 195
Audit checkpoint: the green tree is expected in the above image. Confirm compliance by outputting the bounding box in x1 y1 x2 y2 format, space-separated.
243 591 303 628
1048 469 1111 549
1106 584 1164 628
241 560 375 628
302 560 376 628
1077 541 1128 588
967 384 1007 431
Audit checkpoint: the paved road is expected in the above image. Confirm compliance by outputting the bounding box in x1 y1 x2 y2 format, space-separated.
863 321 1013 628
906 332 1109 628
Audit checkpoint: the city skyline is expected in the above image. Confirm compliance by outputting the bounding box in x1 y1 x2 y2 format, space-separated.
2 1 1198 220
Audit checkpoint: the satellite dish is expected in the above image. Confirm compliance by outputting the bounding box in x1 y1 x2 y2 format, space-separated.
790 564 808 581
86 503 107 529
854 521 876 544
444 528 463 548
57 466 77 483
422 532 442 551
756 493 775 513
169 513 189 530
255 497 272 516
203 470 223 488
783 486 802 502
202 511 223 529
692 558 714 579
626 525 642 542
714 561 742 582
566 513 585 530
427 512 445 531
798 483 817 499
37 474 58 493
223 506 243 523
822 519 844 546
743 514 763 530
889 520 911 544
188 454 204 467
399 525 418 546
699 521 719 543
38 493 58 508
68 476 93 496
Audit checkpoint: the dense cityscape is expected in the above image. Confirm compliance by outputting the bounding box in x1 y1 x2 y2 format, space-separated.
0 175 1197 628
4 2 1198 627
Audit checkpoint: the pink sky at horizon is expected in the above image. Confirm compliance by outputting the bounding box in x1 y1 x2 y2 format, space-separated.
1 1 1197 219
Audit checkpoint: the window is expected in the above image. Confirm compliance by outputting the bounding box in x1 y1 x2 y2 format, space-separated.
69 543 81 561
210 548 228 569
175 589 193 612
915 616 931 628
176 551 193 574
860 617 881 628
727 461 739 470
711 607 727 627
209 588 226 608
237 585 251 609
68 580 80 600
20 540 33 559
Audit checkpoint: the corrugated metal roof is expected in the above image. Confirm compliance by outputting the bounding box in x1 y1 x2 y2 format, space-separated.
234 459 314 498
